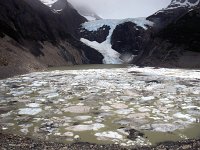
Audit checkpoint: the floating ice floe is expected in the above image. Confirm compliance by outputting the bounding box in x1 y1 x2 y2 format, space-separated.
115 109 132 115
26 103 41 108
153 124 182 132
141 96 155 101
64 106 90 113
63 132 74 137
66 123 105 131
18 108 42 115
74 116 92 121
95 131 123 140
46 93 59 99
173 112 196 122
111 103 128 109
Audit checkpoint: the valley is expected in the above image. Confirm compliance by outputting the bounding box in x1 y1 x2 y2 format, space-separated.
0 65 200 148
0 0 200 149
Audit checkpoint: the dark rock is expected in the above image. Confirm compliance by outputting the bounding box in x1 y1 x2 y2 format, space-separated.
147 0 200 30
0 107 12 114
111 22 145 55
40 121 58 133
51 0 87 37
78 25 110 43
110 21 153 64
146 80 161 84
157 8 200 53
125 129 144 141
138 7 200 68
66 35 103 64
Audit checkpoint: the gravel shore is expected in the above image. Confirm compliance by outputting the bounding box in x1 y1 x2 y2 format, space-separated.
0 133 200 150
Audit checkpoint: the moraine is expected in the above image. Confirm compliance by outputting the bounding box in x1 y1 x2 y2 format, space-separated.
0 65 200 147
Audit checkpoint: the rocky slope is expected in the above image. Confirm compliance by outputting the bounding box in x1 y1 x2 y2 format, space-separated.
136 0 200 67
147 0 200 30
0 0 103 79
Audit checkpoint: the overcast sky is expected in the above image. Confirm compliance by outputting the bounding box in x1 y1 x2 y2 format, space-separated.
68 0 171 19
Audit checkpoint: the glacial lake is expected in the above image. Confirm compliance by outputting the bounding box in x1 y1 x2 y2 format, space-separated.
0 65 200 147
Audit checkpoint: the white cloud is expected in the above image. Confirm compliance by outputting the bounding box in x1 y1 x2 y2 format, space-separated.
68 0 171 19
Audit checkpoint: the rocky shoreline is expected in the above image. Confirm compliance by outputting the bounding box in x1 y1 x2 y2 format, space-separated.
0 133 200 150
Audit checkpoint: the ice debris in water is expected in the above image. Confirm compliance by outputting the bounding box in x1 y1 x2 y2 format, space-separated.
26 103 41 108
95 131 123 139
0 66 199 146
66 123 105 131
18 108 42 115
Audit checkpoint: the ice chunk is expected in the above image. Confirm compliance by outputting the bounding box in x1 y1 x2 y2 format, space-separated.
74 116 92 121
18 108 42 115
26 103 41 108
66 123 105 131
95 131 123 139
141 96 155 101
64 106 90 113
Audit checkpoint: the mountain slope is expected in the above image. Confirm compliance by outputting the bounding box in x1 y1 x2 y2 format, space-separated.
0 0 103 78
138 7 200 68
147 0 200 30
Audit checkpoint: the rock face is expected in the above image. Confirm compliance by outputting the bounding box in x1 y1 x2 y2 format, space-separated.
158 8 200 53
79 25 110 43
139 7 200 67
147 0 200 30
51 0 87 37
0 0 103 78
111 22 146 56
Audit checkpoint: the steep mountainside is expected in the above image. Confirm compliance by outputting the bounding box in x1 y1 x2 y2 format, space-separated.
0 0 103 78
138 7 200 67
50 0 87 37
147 0 200 30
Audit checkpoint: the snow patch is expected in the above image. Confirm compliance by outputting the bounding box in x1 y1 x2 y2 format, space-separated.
40 0 58 7
170 0 200 8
